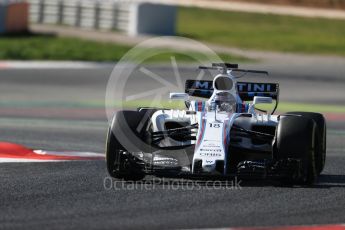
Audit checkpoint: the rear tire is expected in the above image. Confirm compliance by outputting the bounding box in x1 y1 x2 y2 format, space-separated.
275 115 318 185
106 110 156 181
286 112 326 174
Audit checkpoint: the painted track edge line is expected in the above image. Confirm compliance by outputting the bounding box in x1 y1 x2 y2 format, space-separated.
0 61 115 69
0 142 104 162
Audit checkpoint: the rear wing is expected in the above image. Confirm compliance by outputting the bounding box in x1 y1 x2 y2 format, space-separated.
185 80 279 101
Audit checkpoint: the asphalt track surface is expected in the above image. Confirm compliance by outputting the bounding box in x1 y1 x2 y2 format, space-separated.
0 65 345 229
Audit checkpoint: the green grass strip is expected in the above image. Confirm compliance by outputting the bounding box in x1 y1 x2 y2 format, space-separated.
178 7 345 56
0 34 249 62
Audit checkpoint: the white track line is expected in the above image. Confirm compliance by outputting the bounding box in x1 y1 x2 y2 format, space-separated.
0 61 114 69
0 158 68 163
33 150 104 157
0 150 104 163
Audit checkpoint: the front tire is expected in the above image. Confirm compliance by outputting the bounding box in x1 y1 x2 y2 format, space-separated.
286 112 326 174
106 110 155 181
275 115 318 185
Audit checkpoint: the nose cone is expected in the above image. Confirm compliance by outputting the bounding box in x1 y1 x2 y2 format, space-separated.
202 160 216 172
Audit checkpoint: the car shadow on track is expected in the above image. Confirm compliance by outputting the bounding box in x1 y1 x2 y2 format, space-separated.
240 174 345 188
314 174 345 188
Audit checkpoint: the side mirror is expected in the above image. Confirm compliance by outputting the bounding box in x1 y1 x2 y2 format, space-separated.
253 96 272 105
169 93 189 100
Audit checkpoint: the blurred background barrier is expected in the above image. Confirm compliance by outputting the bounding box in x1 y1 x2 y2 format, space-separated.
27 0 177 35
0 0 29 34
129 3 176 36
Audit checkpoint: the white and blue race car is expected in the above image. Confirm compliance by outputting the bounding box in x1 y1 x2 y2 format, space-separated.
106 63 326 185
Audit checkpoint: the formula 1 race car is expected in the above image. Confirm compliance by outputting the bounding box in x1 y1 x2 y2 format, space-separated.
106 63 326 185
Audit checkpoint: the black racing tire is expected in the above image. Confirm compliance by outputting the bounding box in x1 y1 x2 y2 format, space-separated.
106 109 156 180
106 126 144 181
286 112 326 174
275 115 318 185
